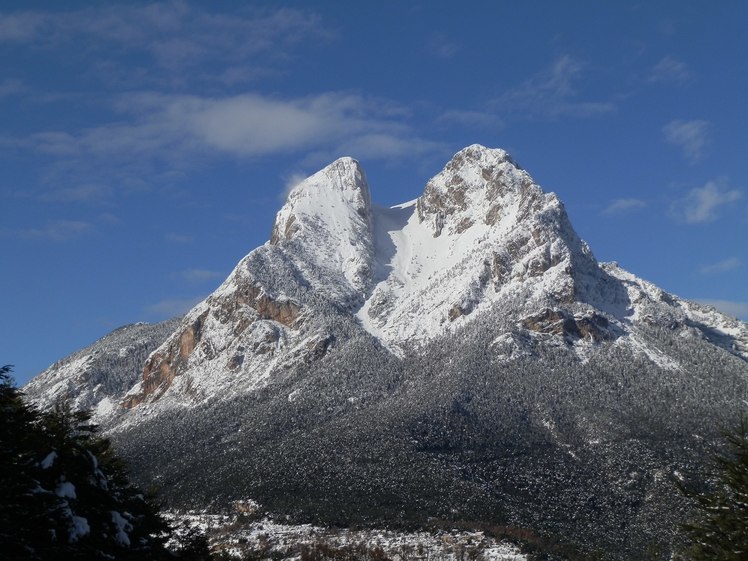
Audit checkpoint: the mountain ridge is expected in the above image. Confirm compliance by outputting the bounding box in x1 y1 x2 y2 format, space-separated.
24 145 748 560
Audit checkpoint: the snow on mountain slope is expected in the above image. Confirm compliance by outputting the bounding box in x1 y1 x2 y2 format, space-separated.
355 145 748 362
270 156 374 299
23 319 180 416
26 145 748 419
120 157 375 411
123 144 606 411
603 262 748 360
358 145 606 348
22 144 748 561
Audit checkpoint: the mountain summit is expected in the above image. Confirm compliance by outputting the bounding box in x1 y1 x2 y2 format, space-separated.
25 146 748 560
87 143 743 409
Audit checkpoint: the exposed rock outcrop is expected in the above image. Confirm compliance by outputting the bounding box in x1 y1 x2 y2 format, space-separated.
521 308 614 343
123 284 302 408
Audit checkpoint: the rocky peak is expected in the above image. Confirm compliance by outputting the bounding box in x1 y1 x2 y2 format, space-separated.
270 157 371 245
416 144 546 237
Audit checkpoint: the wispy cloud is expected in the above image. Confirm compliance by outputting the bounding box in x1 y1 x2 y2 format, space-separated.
427 34 460 59
0 4 328 86
699 257 742 275
670 181 743 223
282 172 308 199
492 55 616 119
663 119 710 164
0 78 23 99
144 296 203 319
0 5 446 196
173 269 223 284
11 92 444 178
37 184 112 204
19 220 93 241
0 11 47 42
603 198 647 214
648 56 691 85
165 232 193 244
697 299 748 320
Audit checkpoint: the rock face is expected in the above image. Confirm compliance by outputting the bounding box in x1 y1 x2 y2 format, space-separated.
24 319 181 416
357 145 605 348
521 308 614 343
25 145 748 561
118 157 375 410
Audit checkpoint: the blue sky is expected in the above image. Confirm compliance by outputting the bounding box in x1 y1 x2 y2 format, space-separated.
2 1 747 385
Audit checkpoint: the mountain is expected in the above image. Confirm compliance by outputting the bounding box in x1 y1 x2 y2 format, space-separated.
25 145 748 560
25 318 181 415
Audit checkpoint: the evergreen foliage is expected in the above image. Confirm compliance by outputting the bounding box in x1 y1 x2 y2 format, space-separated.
0 365 174 560
679 416 748 560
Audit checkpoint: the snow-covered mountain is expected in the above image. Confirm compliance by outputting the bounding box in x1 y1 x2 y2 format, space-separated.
24 145 748 560
32 144 743 418
25 318 180 415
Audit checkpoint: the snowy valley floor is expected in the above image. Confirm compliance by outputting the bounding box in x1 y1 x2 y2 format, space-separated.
167 510 528 561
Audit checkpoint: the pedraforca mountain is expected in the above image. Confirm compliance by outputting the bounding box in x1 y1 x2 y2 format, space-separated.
25 145 748 561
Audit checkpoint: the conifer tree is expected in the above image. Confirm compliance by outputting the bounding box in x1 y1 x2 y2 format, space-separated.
0 365 67 560
37 401 172 560
0 365 174 560
679 417 748 560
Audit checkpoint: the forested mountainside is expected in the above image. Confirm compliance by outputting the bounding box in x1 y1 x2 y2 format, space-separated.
25 145 748 560
25 318 181 416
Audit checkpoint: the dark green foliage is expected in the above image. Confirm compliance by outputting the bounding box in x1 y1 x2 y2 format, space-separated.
0 365 172 560
172 521 212 561
110 307 748 561
679 417 748 560
0 365 61 560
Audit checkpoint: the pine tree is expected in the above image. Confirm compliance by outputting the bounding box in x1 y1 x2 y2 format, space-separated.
0 365 62 560
679 416 748 560
37 401 172 560
0 365 174 560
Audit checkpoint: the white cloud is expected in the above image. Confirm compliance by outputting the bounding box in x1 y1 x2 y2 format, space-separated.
671 181 742 223
0 6 445 194
648 56 691 84
699 257 742 275
282 173 308 199
96 213 120 225
696 299 748 320
663 119 709 163
19 220 93 241
603 198 647 214
333 132 444 161
493 55 616 119
18 91 444 168
0 11 47 42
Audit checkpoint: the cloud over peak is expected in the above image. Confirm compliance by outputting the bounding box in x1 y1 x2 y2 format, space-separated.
18 91 443 176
